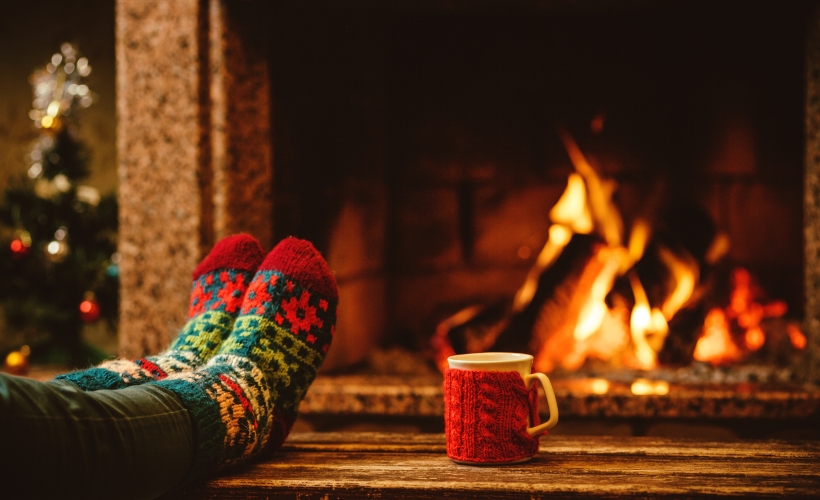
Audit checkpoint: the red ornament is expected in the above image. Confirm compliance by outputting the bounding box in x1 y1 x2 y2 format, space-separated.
79 296 101 322
10 238 31 258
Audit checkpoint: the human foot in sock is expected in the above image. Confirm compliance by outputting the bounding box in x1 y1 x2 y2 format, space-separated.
56 234 265 391
155 237 337 477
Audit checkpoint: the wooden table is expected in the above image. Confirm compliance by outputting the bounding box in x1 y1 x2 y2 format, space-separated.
169 433 820 499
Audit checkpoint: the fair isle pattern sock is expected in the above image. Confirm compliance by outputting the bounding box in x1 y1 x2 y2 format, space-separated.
56 234 265 391
155 237 337 478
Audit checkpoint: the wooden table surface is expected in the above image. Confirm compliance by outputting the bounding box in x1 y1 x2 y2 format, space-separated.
169 432 820 499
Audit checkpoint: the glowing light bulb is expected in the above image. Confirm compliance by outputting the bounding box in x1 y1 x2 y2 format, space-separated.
47 241 61 254
47 101 61 117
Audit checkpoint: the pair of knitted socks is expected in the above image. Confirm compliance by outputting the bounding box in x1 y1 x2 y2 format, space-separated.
57 235 337 478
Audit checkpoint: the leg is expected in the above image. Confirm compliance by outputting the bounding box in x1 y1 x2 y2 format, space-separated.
0 373 193 499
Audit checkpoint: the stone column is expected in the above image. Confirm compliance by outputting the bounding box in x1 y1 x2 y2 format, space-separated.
117 0 272 356
209 0 273 247
805 4 820 382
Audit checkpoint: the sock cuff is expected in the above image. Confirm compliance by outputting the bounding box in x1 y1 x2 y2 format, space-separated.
193 234 265 279
260 237 338 299
154 375 226 481
54 367 129 391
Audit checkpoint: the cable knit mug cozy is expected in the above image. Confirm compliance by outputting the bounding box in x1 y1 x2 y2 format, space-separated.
445 352 559 465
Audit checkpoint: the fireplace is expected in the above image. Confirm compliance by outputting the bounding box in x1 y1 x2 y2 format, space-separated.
265 0 809 377
115 0 820 386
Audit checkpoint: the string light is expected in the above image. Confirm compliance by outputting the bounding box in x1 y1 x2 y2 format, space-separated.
26 42 93 180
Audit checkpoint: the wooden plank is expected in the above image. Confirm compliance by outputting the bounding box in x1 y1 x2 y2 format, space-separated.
282 433 820 459
167 433 820 499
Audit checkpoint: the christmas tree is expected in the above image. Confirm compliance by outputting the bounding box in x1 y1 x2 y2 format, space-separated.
0 43 118 367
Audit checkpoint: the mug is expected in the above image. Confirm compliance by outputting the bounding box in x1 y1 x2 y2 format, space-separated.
445 352 559 464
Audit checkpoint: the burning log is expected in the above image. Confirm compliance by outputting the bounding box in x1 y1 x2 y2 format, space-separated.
431 234 602 373
430 131 806 375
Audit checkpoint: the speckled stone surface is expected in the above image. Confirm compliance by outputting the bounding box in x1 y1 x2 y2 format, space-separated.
298 375 820 420
117 0 274 356
117 0 205 356
209 0 273 249
806 4 820 384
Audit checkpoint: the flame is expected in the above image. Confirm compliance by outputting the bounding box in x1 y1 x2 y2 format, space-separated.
788 324 807 350
657 247 698 320
513 171 584 313
744 327 765 351
692 268 802 365
558 129 623 247
625 219 650 272
693 309 742 364
550 173 592 234
575 247 624 341
513 224 573 312
432 131 804 378
628 273 668 369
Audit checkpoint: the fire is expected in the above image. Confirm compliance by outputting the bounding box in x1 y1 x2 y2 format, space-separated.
631 378 670 396
789 325 807 350
431 130 805 376
657 247 697 320
693 309 742 364
533 132 682 371
549 173 592 234
574 247 622 341
628 273 668 369
693 268 801 365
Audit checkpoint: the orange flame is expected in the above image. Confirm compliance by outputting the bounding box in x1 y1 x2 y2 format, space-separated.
628 273 668 369
788 324 807 350
693 268 799 365
658 247 697 320
693 309 742 364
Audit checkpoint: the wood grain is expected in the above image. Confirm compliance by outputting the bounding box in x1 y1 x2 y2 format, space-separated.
166 433 820 499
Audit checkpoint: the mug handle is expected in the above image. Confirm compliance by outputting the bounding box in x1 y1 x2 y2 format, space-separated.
523 372 559 436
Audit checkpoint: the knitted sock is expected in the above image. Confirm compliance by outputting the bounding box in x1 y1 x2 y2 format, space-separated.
154 237 337 478
56 234 265 391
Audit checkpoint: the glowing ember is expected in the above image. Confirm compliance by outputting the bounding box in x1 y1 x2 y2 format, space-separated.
744 327 765 351
693 268 799 365
788 324 807 350
590 378 610 394
630 379 670 396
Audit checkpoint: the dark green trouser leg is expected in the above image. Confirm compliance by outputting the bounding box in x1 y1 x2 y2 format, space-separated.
0 373 193 500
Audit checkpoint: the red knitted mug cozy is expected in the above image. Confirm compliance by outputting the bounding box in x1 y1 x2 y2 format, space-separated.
444 368 543 463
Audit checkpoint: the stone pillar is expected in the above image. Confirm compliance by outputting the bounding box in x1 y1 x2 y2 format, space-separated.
805 4 820 382
209 0 273 247
117 0 272 356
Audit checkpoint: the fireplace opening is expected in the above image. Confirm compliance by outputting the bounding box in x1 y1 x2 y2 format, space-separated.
253 0 809 378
